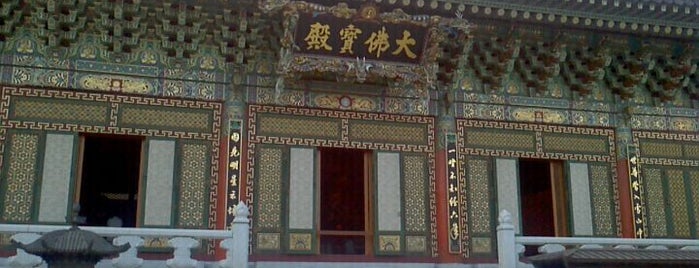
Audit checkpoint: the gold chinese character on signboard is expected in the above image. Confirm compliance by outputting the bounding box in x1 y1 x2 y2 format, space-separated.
229 146 240 157
364 26 390 58
229 175 238 186
450 223 459 239
339 24 362 54
229 160 239 170
449 196 458 207
230 132 240 142
392 30 417 59
448 158 456 168
304 22 332 51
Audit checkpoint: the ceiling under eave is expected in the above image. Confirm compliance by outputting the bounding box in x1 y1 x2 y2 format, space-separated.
291 0 699 41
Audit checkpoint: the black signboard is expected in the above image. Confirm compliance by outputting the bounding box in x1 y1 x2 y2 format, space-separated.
226 119 243 229
628 145 647 238
294 12 428 64
446 133 462 253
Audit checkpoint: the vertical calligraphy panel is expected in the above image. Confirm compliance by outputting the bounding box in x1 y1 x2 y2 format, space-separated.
445 133 461 254
628 146 647 238
226 119 243 228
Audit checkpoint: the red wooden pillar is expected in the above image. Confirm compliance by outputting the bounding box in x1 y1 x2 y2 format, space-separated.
616 159 635 238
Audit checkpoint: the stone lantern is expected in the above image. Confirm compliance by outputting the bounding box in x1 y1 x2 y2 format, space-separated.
12 206 129 268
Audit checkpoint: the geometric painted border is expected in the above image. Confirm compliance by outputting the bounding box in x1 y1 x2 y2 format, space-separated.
249 105 434 153
633 131 699 167
246 104 438 257
1 86 222 141
457 119 616 162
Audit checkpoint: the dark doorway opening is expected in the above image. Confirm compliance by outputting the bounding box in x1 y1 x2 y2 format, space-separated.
519 159 568 255
78 134 143 227
318 147 371 255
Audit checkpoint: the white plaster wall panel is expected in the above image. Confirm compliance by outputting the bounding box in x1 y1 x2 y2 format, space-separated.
569 162 593 236
38 134 75 223
496 158 521 234
289 148 314 229
377 152 401 231
144 139 175 226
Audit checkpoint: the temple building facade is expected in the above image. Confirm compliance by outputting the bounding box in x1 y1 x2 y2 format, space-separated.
0 0 697 266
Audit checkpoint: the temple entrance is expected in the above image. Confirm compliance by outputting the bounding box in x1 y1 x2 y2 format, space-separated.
318 147 372 255
519 159 568 237
77 134 143 227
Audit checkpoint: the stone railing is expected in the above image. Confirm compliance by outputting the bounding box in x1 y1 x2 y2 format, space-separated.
496 209 699 268
0 202 250 268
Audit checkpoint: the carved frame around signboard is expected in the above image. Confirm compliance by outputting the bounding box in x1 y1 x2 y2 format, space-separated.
274 1 470 104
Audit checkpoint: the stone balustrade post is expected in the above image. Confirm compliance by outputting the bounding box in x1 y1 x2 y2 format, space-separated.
8 233 44 268
112 235 144 268
166 237 199 268
219 202 250 268
497 210 516 268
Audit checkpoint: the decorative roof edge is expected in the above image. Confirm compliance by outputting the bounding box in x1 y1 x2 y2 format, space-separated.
455 0 697 38
261 0 698 39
